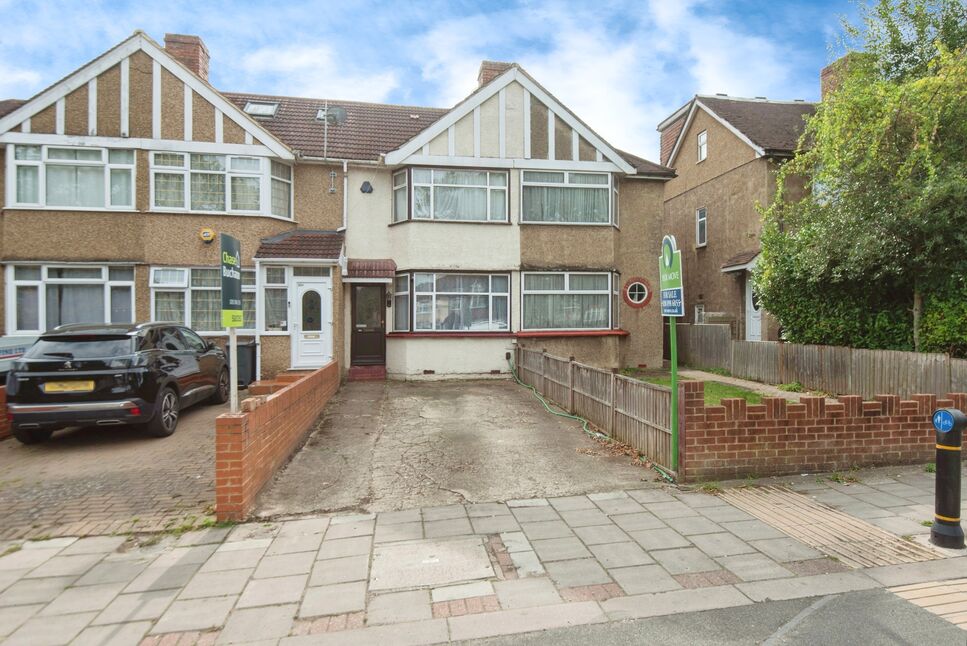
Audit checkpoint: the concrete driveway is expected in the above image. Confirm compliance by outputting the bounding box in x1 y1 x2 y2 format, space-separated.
256 380 656 517
0 402 225 540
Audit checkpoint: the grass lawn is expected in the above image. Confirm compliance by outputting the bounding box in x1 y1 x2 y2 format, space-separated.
624 370 763 406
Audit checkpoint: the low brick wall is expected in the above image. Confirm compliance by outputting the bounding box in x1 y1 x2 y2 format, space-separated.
215 362 339 521
680 381 965 482
0 387 9 440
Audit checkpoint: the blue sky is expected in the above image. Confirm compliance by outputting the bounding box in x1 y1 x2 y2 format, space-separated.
0 0 859 158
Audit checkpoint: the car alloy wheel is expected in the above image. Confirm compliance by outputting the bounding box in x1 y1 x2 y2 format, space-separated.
160 390 178 431
218 371 229 400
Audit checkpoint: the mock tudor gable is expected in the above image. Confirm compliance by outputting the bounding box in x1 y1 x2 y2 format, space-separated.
385 66 637 174
0 32 293 159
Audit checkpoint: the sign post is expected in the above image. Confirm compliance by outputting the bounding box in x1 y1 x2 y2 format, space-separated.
659 235 684 472
220 234 243 413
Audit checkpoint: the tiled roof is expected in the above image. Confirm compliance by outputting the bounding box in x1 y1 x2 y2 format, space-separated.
0 99 25 118
347 259 397 279
698 96 815 154
223 93 448 161
721 249 761 271
255 230 344 259
616 149 675 177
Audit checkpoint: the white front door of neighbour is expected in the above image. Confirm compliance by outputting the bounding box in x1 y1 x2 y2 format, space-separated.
291 278 332 368
745 272 762 342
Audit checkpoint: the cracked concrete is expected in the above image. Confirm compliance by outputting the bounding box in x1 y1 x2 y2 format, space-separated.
254 380 655 517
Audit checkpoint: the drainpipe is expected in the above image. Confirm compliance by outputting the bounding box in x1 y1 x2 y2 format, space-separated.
338 160 348 232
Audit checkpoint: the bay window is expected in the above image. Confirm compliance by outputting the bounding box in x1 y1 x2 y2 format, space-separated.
521 171 611 224
150 153 293 218
393 168 508 222
10 145 135 209
7 264 135 334
522 272 613 330
395 272 509 331
151 267 255 333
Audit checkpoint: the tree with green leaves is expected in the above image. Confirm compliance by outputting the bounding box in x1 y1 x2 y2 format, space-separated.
757 0 967 353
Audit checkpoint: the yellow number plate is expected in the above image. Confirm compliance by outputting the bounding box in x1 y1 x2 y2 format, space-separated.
43 380 95 393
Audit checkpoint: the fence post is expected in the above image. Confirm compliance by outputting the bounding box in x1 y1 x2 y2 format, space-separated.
609 371 616 437
567 358 575 414
541 350 547 394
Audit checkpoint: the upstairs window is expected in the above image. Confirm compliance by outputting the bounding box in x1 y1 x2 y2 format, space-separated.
697 130 708 162
270 161 292 218
11 145 135 210
696 207 708 247
392 171 408 222
411 169 507 222
521 171 611 224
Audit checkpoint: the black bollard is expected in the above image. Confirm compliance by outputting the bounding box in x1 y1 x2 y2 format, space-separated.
931 408 967 549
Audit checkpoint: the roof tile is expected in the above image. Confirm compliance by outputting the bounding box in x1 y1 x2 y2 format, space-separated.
255 229 344 259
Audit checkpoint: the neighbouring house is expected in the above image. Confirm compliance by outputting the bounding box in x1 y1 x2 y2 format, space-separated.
656 94 814 341
0 32 672 382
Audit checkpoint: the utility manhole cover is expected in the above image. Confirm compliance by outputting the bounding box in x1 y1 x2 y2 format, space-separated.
369 537 495 591
719 485 942 568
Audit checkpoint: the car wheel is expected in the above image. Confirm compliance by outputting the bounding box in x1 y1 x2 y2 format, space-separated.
208 369 230 405
147 387 180 438
12 428 54 445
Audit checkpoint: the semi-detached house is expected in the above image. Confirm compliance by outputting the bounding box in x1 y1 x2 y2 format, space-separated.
0 32 672 381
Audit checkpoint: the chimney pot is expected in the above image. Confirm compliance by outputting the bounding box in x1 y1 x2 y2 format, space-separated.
165 33 210 81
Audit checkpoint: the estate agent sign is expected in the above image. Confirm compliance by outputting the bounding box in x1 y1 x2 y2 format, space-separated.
659 235 684 318
220 233 243 328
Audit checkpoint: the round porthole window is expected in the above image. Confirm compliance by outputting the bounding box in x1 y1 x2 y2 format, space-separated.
623 278 652 308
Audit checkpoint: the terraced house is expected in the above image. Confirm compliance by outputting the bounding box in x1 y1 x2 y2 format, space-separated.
0 32 672 381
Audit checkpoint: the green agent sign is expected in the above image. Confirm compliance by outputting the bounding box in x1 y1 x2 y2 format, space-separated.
220 234 243 328
658 235 684 317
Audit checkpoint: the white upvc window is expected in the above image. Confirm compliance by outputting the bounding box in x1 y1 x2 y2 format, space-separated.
522 272 613 330
261 265 289 332
408 168 508 222
9 145 135 210
696 207 708 247
392 170 408 222
695 303 706 324
150 267 256 334
396 272 510 331
6 264 135 334
393 274 410 331
149 153 293 219
697 130 708 162
520 171 611 224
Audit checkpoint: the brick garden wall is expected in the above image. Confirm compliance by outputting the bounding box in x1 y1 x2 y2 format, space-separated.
215 362 339 521
680 380 966 481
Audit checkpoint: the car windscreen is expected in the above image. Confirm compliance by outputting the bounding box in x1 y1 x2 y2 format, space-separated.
22 335 136 360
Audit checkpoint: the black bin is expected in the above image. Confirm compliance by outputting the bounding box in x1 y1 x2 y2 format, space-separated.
233 340 257 388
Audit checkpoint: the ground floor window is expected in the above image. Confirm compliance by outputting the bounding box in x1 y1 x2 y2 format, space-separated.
6 264 135 334
262 266 289 332
522 271 613 330
394 272 509 331
150 267 255 333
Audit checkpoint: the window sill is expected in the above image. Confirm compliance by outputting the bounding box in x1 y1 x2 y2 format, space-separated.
516 329 629 338
519 221 614 227
388 219 511 227
386 331 514 338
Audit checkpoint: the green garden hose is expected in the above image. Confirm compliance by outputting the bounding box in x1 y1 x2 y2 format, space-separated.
508 357 674 483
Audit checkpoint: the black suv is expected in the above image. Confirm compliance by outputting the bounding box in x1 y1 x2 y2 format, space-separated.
6 323 229 444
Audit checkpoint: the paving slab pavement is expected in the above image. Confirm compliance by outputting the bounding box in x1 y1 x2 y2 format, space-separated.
2 475 967 644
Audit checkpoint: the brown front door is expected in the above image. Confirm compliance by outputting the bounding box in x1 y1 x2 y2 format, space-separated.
351 284 385 365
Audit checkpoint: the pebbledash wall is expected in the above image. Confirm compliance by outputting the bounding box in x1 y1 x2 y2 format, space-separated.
214 361 339 520
679 381 962 481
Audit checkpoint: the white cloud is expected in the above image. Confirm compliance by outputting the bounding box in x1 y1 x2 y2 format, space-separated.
239 44 399 102
0 63 42 98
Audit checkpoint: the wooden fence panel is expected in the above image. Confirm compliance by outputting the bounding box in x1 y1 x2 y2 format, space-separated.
822 346 853 395
542 353 571 409
572 362 613 434
676 324 732 371
612 375 673 468
732 341 781 384
952 359 967 393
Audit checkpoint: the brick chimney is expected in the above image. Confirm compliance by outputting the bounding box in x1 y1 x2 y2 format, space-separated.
820 52 867 100
165 34 210 81
478 61 514 87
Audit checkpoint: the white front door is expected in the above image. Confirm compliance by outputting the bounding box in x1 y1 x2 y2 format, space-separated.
291 278 332 368
745 272 762 342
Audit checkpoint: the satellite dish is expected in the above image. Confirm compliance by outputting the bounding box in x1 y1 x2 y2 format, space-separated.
316 106 347 125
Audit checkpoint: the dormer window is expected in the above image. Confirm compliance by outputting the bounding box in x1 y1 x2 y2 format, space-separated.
697 130 708 162
244 102 278 117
